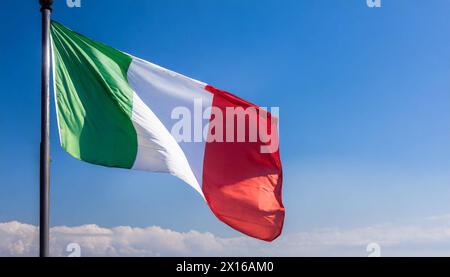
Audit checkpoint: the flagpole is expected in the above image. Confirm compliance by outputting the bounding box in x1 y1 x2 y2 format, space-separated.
39 0 52 258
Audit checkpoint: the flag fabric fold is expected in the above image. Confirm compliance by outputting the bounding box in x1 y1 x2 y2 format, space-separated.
50 21 284 241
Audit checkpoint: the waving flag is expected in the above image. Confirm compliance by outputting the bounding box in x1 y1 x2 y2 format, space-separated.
50 21 284 241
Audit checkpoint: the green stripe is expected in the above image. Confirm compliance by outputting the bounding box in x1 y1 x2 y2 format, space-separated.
51 21 137 168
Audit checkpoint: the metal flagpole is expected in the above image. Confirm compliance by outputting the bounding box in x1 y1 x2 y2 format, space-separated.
39 0 52 258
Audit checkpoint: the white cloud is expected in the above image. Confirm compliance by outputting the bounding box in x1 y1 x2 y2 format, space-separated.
3 215 450 257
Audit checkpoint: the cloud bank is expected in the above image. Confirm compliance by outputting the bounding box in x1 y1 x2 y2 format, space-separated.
2 215 450 257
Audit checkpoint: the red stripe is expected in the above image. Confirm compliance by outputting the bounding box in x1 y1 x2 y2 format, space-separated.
202 85 285 242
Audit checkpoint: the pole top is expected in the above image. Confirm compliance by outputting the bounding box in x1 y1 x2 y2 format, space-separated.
39 0 53 11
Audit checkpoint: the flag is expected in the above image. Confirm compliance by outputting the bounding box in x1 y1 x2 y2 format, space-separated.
50 21 284 241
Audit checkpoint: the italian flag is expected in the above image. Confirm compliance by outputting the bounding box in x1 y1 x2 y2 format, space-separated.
50 21 284 241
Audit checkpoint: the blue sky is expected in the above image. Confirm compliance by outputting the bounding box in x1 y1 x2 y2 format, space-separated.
0 0 450 252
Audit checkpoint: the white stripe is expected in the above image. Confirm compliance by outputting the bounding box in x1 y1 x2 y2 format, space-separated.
127 57 213 197
130 92 203 196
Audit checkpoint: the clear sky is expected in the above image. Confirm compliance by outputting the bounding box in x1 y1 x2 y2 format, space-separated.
0 0 450 255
